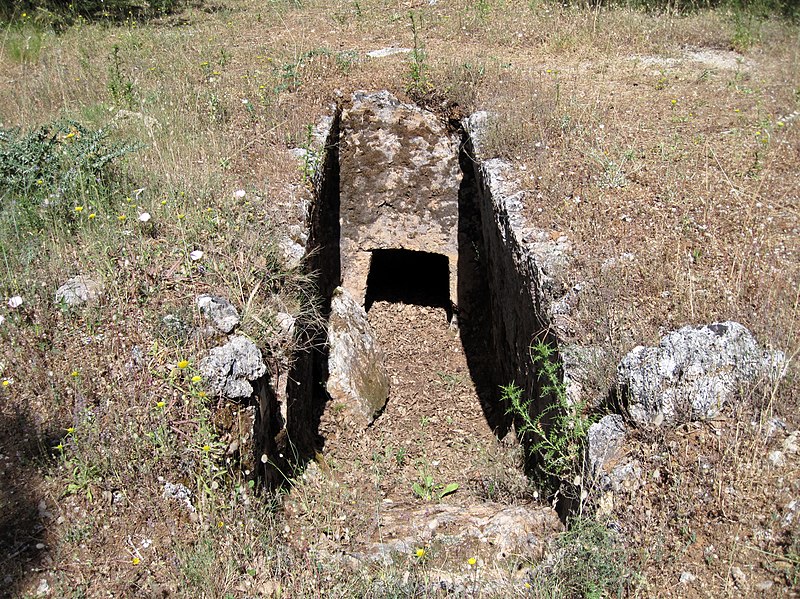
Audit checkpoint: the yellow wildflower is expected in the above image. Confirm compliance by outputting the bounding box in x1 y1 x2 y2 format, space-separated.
177 360 189 369
415 547 426 558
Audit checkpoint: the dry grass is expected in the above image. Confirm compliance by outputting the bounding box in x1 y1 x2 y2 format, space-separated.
1 1 798 596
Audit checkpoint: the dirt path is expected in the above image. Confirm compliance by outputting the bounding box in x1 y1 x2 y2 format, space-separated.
317 300 527 507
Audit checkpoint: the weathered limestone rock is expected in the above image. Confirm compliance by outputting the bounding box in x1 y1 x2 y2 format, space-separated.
562 344 608 410
162 481 195 514
339 90 461 306
618 321 786 427
278 227 308 270
326 287 389 426
587 414 627 479
55 276 102 306
366 502 562 563
196 294 240 334
200 335 267 400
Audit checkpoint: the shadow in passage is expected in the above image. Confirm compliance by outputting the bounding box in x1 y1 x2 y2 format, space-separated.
456 143 512 438
0 407 56 598
283 109 342 462
364 249 452 318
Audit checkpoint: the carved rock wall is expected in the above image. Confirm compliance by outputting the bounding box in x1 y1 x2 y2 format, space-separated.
339 91 461 306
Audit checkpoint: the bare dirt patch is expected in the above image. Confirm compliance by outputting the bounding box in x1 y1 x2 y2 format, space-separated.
292 301 533 550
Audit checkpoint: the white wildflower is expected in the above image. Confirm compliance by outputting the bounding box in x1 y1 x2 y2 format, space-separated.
189 250 204 261
8 296 22 309
138 212 151 223
233 189 246 199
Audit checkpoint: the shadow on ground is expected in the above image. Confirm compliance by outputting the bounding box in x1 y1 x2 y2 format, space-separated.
0 404 58 598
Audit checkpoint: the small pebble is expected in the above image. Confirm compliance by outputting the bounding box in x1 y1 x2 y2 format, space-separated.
755 580 774 591
679 571 696 584
731 566 747 587
768 450 785 467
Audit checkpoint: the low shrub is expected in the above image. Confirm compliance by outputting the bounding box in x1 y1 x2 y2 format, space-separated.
0 119 139 230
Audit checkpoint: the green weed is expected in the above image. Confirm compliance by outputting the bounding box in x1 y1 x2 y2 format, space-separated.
437 370 467 393
2 20 47 63
299 123 318 183
273 48 332 94
394 446 407 466
108 44 137 109
531 517 632 597
474 0 492 19
412 474 459 501
503 341 595 483
406 12 432 98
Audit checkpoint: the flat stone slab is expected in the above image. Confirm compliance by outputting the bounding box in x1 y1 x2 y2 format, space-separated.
365 502 562 563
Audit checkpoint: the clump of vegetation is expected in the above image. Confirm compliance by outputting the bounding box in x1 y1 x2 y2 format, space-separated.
412 473 459 501
503 341 595 487
406 11 433 99
564 0 798 20
531 517 633 597
1 0 191 25
0 119 138 230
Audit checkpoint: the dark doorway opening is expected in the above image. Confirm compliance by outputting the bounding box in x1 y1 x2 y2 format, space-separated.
364 249 451 315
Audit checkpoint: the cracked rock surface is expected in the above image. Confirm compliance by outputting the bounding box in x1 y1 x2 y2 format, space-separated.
200 335 266 400
618 321 786 426
196 294 240 334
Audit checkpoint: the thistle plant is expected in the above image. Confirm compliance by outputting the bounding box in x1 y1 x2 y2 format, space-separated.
503 341 595 482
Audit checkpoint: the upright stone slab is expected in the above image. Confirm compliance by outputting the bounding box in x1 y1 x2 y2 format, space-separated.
326 287 389 427
339 90 461 307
